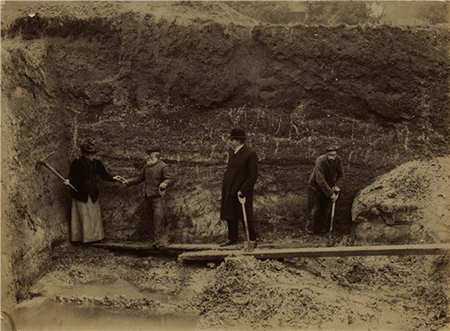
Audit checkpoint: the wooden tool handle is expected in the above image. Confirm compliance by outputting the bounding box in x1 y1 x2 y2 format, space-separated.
238 194 251 243
42 162 78 192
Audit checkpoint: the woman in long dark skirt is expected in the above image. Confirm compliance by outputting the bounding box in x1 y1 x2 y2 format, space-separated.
65 141 124 243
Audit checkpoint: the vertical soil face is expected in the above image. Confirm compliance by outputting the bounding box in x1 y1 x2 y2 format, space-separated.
1 38 73 305
39 20 450 242
2 1 450 306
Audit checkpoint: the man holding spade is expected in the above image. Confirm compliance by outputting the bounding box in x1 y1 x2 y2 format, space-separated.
220 128 258 248
306 145 344 235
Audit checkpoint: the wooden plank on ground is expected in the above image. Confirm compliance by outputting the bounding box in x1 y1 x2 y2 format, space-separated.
92 241 315 253
178 243 450 262
92 241 242 253
92 241 154 251
168 242 313 251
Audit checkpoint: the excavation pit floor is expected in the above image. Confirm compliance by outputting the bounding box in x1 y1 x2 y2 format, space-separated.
11 297 198 331
8 242 450 330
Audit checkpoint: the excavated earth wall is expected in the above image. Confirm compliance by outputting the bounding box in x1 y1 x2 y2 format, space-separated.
2 2 449 306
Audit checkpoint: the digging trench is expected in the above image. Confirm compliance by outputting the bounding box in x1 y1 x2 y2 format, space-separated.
2 2 450 330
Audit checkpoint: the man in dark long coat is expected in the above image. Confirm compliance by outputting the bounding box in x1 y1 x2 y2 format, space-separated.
220 128 258 246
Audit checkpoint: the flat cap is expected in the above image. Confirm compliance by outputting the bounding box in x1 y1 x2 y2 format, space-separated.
146 145 161 154
326 145 340 152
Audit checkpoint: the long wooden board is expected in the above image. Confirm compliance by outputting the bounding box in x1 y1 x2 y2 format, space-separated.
92 241 314 253
92 241 241 253
178 243 450 262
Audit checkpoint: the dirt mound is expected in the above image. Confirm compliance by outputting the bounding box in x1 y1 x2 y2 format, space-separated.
352 156 450 244
13 245 449 330
192 254 449 330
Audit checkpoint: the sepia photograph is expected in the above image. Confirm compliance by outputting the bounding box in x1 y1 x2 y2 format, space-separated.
1 1 449 330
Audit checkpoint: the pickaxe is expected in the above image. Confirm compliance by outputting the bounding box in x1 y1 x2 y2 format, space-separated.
36 151 78 192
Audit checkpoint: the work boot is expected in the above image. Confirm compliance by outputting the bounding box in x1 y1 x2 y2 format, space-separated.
220 239 238 247
305 223 315 235
244 240 257 252
158 235 170 248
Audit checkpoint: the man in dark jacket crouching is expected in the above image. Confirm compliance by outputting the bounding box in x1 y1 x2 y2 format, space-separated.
306 145 344 235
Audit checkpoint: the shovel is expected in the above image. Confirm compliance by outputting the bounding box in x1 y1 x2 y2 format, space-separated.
329 192 339 239
238 194 255 252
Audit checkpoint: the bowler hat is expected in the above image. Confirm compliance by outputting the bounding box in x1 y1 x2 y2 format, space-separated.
326 145 340 152
229 128 246 140
80 141 98 154
146 145 161 154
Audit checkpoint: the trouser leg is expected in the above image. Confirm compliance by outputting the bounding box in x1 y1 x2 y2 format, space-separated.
151 196 164 242
227 219 239 242
312 194 331 234
321 198 332 233
311 202 322 234
308 189 330 234
145 197 154 240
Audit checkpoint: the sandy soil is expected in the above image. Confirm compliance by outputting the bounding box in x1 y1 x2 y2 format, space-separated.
353 156 450 244
11 243 448 330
